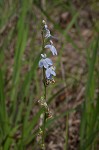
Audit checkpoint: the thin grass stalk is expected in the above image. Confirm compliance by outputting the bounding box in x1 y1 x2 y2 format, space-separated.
60 60 69 150
86 36 98 150
80 35 99 150
64 113 69 150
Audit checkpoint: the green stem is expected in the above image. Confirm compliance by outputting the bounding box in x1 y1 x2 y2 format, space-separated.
41 29 46 150
42 67 46 149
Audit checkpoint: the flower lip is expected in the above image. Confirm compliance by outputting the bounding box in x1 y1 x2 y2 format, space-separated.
45 66 56 79
45 44 57 55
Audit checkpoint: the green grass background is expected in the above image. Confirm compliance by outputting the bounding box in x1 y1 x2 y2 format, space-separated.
0 0 99 149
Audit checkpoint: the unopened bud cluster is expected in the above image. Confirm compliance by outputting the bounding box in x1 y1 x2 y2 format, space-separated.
38 97 52 120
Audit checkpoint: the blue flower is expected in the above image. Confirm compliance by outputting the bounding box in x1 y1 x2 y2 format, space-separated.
45 44 57 55
45 66 56 79
44 29 51 38
42 21 51 38
44 24 48 30
39 54 53 69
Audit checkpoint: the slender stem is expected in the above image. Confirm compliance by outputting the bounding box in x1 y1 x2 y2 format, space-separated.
42 67 46 149
41 29 47 149
41 29 44 53
64 113 69 150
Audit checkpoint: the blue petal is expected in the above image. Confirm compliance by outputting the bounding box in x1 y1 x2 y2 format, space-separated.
45 45 57 55
49 67 56 76
45 58 53 66
47 74 53 79
45 29 51 38
51 45 57 55
44 25 48 29
43 60 49 68
45 45 51 49
45 67 56 79
39 59 44 68
50 69 56 76
45 68 51 78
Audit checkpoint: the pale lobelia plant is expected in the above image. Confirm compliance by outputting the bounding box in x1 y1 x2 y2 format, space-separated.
37 20 58 149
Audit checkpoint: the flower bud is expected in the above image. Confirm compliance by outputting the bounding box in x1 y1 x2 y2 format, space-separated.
42 20 46 25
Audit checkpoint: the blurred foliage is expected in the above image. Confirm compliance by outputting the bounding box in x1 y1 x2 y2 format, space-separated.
0 0 99 149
